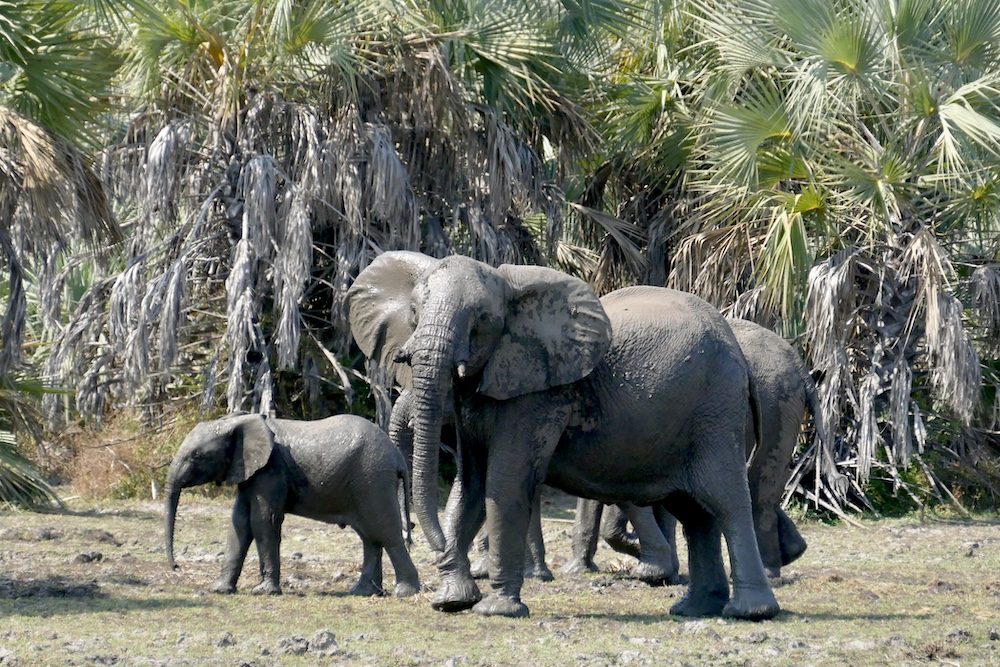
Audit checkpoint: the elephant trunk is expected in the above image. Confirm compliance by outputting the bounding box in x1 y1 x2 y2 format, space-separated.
408 318 459 553
164 477 182 570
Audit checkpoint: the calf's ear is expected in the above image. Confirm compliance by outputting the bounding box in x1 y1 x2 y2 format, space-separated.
226 414 274 484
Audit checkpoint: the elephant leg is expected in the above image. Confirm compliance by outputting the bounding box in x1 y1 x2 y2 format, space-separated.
350 532 385 596
472 397 569 618
211 492 252 594
432 442 487 613
777 507 807 567
248 478 285 596
602 503 640 558
666 495 729 617
688 441 779 620
385 543 420 597
470 528 490 580
523 491 553 581
626 503 681 586
753 506 783 578
562 497 603 574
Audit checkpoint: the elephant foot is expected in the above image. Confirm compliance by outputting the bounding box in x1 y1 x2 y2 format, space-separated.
604 535 641 559
669 589 728 617
250 580 282 596
393 581 419 597
209 579 237 595
560 557 599 575
632 561 682 587
472 593 529 618
722 586 780 621
764 564 782 579
470 556 489 580
779 536 807 566
350 579 385 597
524 562 554 582
431 575 482 613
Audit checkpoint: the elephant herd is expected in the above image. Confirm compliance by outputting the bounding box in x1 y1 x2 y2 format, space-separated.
165 250 830 624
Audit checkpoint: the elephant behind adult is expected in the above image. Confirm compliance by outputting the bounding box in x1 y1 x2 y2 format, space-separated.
347 251 778 619
564 318 818 579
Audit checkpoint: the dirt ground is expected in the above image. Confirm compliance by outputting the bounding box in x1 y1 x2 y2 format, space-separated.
1 488 999 666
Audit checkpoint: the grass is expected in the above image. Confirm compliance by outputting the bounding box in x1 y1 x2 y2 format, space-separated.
2 489 1000 665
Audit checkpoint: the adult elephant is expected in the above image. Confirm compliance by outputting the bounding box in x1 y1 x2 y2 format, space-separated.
565 318 819 579
347 251 778 619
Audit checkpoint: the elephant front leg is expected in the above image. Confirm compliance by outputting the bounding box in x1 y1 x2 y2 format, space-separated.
473 398 569 618
431 443 486 612
247 478 286 596
211 492 252 594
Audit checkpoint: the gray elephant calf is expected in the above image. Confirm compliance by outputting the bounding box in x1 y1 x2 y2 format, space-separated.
164 413 420 597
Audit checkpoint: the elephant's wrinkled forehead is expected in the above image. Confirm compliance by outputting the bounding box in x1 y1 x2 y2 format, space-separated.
416 256 507 309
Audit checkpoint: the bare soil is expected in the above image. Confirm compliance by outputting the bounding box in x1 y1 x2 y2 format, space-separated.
2 489 999 666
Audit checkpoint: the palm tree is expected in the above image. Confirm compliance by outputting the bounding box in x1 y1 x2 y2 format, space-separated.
0 1 124 506
50 0 637 429
640 0 1000 513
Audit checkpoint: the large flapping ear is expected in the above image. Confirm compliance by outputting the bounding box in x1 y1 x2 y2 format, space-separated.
346 251 439 389
479 264 612 400
226 414 274 484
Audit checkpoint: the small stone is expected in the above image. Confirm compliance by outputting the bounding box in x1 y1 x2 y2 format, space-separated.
214 632 236 648
290 552 304 560
72 551 103 564
628 637 659 646
34 528 59 541
616 650 642 664
947 628 973 642
989 629 999 641
680 621 720 640
788 640 808 649
442 659 460 667
309 630 337 652
276 636 309 656
745 632 768 644
83 529 122 546
0 648 17 666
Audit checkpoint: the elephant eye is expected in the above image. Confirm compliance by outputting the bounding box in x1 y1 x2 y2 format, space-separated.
409 302 418 327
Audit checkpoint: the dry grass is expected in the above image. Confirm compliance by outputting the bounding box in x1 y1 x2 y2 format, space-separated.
2 489 1000 666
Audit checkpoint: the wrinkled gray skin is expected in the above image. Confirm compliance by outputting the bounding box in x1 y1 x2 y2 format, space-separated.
389 391 554 582
562 319 816 580
164 413 420 597
348 251 778 619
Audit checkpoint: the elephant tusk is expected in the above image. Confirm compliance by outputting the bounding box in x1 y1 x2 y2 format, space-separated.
456 361 467 379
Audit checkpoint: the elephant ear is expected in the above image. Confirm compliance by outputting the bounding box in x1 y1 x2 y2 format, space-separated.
480 265 612 400
226 414 274 485
346 251 439 389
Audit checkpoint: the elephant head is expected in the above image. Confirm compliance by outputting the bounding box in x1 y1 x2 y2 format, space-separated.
347 251 611 551
164 414 273 569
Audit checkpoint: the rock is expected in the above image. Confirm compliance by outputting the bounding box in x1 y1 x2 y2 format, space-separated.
290 552 303 560
309 630 338 653
616 650 643 664
788 640 808 650
627 637 659 646
989 629 999 641
72 551 103 564
843 640 877 651
34 528 60 541
744 632 768 644
947 628 973 642
276 636 309 656
679 621 720 641
214 632 236 648
0 648 17 665
83 529 122 546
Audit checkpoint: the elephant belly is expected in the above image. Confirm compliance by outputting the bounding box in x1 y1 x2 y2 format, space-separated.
546 285 750 505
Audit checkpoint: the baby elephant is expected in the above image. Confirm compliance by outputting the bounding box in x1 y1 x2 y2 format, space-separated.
164 413 420 597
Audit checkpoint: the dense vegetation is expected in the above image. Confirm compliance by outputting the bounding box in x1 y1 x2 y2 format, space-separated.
1 0 998 515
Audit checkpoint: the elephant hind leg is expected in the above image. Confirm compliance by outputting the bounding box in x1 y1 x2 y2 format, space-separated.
685 440 779 620
777 508 807 567
562 497 603 575
350 532 385 596
663 493 728 617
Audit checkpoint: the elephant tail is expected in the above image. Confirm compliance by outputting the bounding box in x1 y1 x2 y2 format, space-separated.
399 465 413 546
746 374 764 466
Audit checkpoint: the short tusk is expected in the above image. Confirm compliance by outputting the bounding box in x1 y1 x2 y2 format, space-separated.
456 361 467 379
